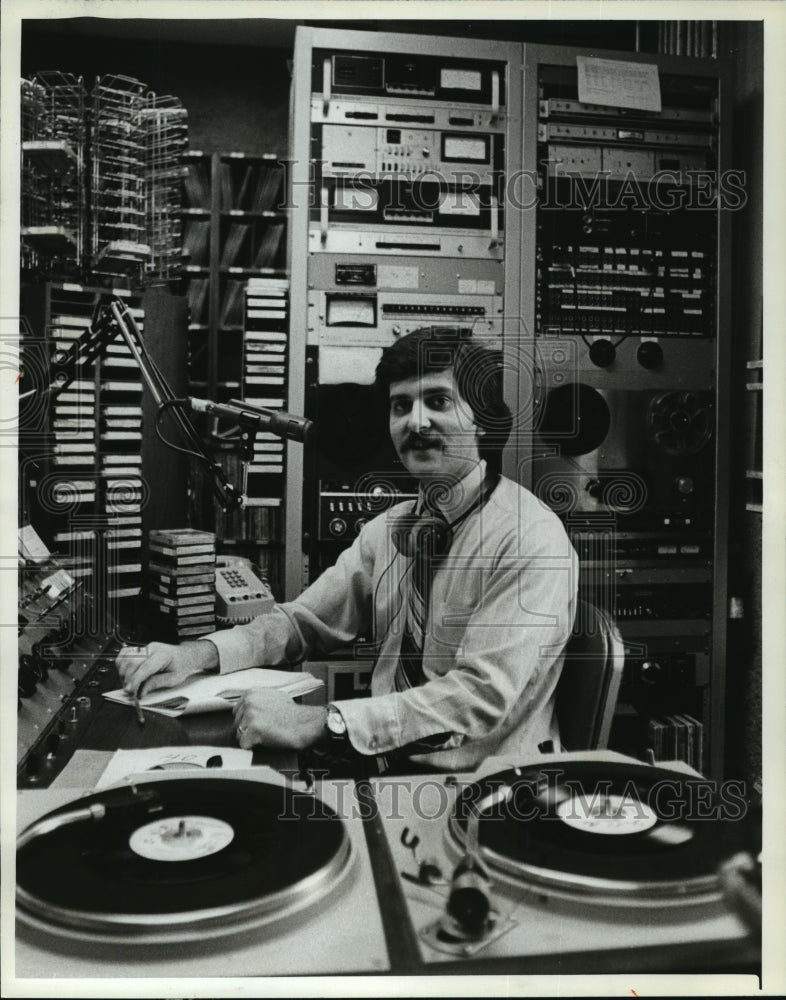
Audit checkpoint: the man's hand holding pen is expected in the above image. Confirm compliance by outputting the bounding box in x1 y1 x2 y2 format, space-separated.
114 640 327 751
116 640 219 698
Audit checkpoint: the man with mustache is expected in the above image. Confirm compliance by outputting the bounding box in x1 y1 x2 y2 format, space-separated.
117 328 578 770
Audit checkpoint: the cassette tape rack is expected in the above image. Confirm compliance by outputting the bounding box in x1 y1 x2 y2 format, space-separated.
22 283 145 605
181 153 288 597
181 151 286 407
216 278 289 598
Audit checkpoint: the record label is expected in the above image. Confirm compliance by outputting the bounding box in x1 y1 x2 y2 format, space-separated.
556 794 658 836
129 815 234 862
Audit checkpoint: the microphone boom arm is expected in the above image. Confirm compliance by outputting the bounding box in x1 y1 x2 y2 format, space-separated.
39 296 311 513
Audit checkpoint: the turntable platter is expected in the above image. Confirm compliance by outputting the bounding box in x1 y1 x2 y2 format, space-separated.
448 761 750 902
17 778 352 943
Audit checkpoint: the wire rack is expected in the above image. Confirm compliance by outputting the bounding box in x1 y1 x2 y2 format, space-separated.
21 72 86 278
141 93 189 281
21 70 189 288
90 74 150 282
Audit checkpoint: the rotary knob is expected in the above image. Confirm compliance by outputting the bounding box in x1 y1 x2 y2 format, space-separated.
588 339 616 367
354 517 369 534
328 517 348 537
18 655 39 697
33 642 64 676
45 731 61 760
675 476 695 495
585 478 603 499
637 341 663 369
25 753 42 781
640 660 663 684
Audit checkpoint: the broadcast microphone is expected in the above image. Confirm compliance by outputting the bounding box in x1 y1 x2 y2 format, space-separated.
189 398 313 444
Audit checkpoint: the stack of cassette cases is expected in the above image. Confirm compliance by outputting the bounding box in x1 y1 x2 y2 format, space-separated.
242 277 289 505
98 293 145 600
89 74 150 282
42 285 144 600
46 287 98 581
141 93 189 281
21 72 86 278
147 529 217 640
31 284 145 597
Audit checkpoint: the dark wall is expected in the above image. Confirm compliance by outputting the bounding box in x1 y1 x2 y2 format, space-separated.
19 17 655 156
22 28 291 156
721 22 763 787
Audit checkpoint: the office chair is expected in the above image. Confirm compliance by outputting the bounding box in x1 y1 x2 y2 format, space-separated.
555 599 625 751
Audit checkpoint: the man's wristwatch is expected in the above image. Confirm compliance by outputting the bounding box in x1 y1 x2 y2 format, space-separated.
325 705 348 745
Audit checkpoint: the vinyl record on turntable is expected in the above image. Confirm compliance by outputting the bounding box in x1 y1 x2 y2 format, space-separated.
16 778 353 945
447 761 750 905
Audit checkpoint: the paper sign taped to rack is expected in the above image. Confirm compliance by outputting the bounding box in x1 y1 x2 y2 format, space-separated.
319 345 382 385
576 56 662 112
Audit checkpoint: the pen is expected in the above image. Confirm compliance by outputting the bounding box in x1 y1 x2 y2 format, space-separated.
132 692 146 727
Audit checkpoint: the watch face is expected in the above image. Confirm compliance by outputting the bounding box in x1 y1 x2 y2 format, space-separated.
327 708 347 736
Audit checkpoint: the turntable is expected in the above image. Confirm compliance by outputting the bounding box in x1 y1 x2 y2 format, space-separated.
372 752 757 967
15 770 390 977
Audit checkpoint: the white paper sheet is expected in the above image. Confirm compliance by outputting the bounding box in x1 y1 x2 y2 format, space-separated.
318 345 382 384
95 746 255 788
103 666 323 717
576 56 662 112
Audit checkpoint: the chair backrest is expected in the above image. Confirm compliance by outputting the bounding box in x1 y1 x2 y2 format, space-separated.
555 599 625 751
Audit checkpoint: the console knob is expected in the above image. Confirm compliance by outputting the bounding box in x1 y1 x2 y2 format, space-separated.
328 517 347 537
26 754 42 780
45 731 61 759
354 517 369 534
588 339 616 367
18 656 39 697
637 341 663 369
640 660 663 684
585 478 603 499
675 476 695 495
447 857 491 936
30 644 52 679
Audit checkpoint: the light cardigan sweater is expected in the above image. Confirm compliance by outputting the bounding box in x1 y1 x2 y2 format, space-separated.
206 463 578 770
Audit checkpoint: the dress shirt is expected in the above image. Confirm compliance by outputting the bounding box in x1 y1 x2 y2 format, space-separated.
205 460 579 770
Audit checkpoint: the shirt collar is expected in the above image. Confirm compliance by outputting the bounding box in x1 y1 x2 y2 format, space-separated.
417 459 488 522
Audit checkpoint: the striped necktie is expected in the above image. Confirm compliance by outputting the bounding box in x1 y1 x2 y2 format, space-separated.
393 506 447 691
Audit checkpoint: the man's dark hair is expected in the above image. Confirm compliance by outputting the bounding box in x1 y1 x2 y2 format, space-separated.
374 327 513 473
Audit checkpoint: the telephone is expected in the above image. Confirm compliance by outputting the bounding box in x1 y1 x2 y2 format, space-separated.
215 556 275 624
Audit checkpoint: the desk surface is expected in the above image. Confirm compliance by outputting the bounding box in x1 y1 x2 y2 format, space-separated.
18 660 297 788
15 669 761 980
